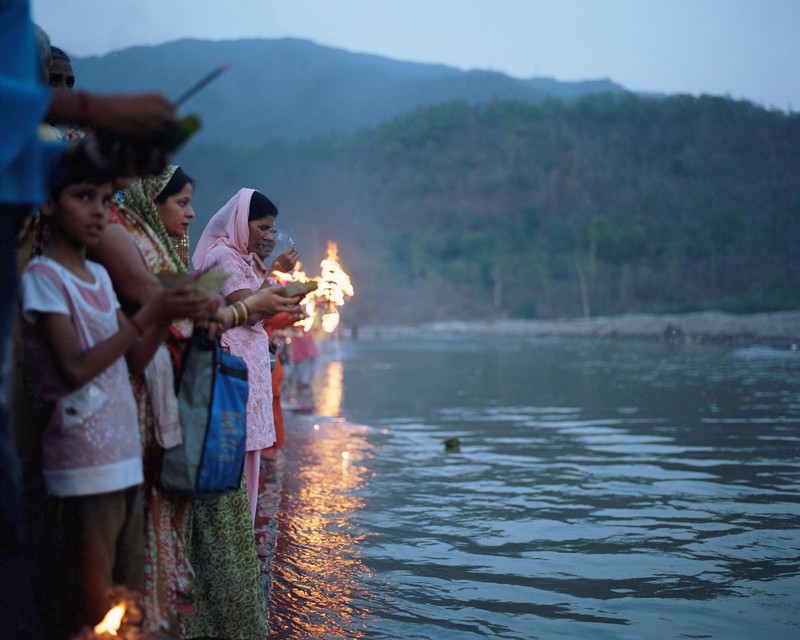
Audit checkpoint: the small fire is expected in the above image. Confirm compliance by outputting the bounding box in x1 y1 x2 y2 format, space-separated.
276 242 354 333
280 261 318 332
271 269 293 284
320 303 340 333
318 242 354 307
316 242 354 333
93 603 125 636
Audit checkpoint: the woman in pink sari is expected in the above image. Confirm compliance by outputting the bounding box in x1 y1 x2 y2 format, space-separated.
192 188 300 523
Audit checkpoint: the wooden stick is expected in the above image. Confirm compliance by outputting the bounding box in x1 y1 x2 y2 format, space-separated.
174 62 230 107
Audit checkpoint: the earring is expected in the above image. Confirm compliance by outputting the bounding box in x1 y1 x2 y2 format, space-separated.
177 232 190 267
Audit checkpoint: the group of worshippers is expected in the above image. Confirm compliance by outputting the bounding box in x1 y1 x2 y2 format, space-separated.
2 4 313 639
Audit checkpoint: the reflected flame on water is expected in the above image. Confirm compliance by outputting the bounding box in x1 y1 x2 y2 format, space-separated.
269 358 373 639
316 359 344 418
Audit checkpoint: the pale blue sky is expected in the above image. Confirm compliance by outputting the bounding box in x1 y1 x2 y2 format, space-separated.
31 0 800 110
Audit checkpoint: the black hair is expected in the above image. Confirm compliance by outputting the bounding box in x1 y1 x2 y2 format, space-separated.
48 139 113 199
248 191 278 221
50 46 71 63
156 167 194 204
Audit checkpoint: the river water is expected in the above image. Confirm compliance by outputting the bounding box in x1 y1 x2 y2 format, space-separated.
268 334 800 639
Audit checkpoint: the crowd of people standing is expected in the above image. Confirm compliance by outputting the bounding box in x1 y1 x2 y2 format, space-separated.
1 3 319 639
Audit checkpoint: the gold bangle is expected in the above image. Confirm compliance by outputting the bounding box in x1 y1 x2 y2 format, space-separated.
234 301 248 326
237 300 250 324
230 303 241 327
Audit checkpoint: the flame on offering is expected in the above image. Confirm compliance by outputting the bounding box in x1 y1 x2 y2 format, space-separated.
318 242 354 308
276 243 354 333
276 261 318 331
297 299 317 332
320 302 340 333
272 269 294 284
93 603 125 636
317 242 353 333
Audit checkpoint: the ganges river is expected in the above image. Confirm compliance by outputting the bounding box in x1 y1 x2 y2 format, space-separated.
267 334 800 639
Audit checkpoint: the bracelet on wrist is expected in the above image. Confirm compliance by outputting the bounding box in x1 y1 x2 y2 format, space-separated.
234 301 248 327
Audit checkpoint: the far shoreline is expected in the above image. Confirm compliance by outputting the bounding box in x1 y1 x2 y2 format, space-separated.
360 309 800 349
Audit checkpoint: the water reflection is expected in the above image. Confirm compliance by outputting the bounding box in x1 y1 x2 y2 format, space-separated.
271 337 800 639
316 359 344 418
269 357 373 639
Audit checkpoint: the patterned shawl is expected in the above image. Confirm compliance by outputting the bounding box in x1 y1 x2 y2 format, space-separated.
119 165 188 273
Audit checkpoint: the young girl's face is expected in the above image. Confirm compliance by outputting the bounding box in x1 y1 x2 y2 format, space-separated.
52 182 113 247
156 182 195 238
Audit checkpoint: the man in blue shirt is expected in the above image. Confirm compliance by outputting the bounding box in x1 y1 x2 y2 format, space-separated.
1 3 179 636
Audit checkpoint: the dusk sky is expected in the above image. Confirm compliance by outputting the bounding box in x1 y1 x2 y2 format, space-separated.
31 0 800 111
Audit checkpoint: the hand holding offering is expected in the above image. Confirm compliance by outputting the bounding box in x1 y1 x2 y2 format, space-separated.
278 280 318 298
248 284 306 318
157 269 230 295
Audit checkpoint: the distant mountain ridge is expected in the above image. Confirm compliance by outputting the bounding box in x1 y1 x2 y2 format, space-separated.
72 37 627 145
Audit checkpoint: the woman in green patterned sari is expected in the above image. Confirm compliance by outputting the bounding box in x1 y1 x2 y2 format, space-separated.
90 166 273 639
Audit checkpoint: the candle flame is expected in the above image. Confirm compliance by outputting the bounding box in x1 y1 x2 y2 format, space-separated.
93 603 125 636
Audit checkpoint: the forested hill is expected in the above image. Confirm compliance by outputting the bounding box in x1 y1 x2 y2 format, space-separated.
70 39 799 325
73 37 625 144
176 94 800 325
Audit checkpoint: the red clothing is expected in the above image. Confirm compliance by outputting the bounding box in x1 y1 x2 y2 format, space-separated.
263 312 294 448
291 328 319 363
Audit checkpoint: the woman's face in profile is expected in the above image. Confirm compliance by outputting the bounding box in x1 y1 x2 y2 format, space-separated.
247 214 277 258
156 182 194 238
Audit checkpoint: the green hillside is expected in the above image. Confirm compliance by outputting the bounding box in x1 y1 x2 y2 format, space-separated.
178 94 800 325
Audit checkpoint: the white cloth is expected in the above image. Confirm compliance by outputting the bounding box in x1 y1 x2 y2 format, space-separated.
143 344 182 448
20 256 143 496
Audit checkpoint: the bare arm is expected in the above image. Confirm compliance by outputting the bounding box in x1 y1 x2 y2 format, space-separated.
224 287 302 326
46 91 177 141
87 224 163 310
38 310 142 391
39 286 213 389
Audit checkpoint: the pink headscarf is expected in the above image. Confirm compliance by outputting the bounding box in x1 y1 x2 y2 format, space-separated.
191 188 255 271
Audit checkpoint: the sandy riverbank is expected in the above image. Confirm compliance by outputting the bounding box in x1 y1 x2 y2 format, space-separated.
362 310 800 347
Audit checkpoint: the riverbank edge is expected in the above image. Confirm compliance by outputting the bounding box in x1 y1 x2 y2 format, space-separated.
361 310 800 348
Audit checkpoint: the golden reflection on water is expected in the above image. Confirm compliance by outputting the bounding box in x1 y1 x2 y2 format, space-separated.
316 358 344 418
270 356 374 639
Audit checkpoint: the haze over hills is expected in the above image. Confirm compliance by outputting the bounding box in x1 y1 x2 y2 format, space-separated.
72 37 627 144
68 38 800 325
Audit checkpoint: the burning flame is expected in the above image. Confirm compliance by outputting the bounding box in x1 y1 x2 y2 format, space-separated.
317 242 353 333
320 304 340 333
318 242 353 307
275 242 354 333
93 603 125 636
280 261 318 332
